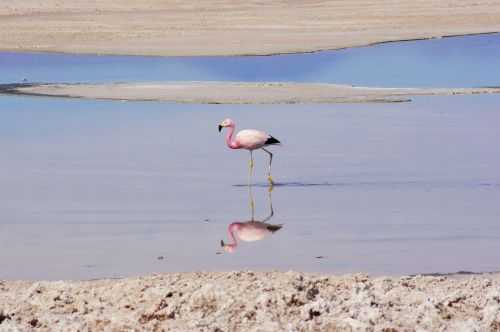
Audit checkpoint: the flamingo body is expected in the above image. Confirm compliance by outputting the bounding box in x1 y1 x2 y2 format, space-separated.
235 129 275 150
231 221 281 242
222 221 282 253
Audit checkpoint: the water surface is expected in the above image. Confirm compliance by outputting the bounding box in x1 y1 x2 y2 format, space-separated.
1 94 500 280
1 34 500 87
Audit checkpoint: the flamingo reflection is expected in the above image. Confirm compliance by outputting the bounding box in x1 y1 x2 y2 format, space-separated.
221 186 283 253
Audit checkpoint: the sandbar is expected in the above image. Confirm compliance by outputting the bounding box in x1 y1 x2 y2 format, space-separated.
2 82 500 104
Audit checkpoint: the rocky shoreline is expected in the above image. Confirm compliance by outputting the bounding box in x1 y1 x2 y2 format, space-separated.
1 271 500 331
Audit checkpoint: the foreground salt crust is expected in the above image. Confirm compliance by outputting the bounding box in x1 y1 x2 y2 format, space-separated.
1 272 500 331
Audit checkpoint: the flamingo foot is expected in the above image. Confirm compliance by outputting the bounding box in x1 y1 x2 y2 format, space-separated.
268 175 275 186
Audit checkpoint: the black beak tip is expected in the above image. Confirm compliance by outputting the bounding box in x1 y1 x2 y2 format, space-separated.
220 240 225 247
218 125 223 132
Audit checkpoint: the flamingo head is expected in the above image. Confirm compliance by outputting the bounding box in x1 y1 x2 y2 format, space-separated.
220 240 237 253
218 118 235 132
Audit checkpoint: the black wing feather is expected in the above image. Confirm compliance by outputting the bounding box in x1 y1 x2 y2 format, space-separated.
266 224 283 233
265 136 280 145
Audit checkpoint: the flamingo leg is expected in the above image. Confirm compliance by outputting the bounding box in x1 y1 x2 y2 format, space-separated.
248 150 254 185
262 186 274 222
248 184 255 220
262 147 274 186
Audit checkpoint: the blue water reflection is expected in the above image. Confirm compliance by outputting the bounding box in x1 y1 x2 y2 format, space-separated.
1 34 499 87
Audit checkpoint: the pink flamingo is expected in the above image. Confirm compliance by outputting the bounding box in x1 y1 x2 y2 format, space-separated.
221 221 282 253
218 118 280 184
221 186 282 253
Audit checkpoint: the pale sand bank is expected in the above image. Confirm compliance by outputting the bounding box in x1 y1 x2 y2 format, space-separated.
1 272 499 331
1 1 500 56
2 82 500 104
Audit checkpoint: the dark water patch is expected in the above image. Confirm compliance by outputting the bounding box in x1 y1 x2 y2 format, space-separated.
233 180 500 189
0 82 38 95
414 270 500 277
233 182 334 188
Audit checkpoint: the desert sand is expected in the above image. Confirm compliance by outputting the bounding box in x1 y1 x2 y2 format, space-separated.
2 82 500 104
1 272 500 331
1 0 500 56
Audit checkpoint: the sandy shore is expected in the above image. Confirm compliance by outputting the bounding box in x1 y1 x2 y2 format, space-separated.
2 82 500 104
1 272 499 331
1 0 500 56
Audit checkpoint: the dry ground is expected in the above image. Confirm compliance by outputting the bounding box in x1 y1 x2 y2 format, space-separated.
1 272 500 331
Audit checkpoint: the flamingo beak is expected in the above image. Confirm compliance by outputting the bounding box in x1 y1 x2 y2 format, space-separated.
218 124 223 132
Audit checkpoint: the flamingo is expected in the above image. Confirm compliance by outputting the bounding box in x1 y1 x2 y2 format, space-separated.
221 221 283 253
218 118 280 185
221 186 282 253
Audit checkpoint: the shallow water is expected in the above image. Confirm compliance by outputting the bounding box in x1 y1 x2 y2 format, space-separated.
1 94 500 280
1 34 500 87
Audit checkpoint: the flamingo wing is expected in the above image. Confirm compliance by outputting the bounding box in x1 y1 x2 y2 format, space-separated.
236 222 271 242
235 129 269 150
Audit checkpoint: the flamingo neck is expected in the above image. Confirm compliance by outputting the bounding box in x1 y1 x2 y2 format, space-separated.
227 223 241 246
225 125 240 149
